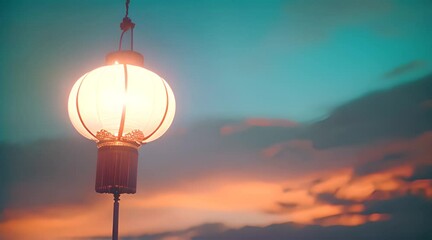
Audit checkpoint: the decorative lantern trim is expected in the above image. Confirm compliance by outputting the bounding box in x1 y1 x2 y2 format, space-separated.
96 140 140 149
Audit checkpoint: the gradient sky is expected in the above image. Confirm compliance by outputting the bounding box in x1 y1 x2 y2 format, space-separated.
1 1 432 240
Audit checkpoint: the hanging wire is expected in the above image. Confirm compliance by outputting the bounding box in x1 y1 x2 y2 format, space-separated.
125 0 130 17
118 0 135 51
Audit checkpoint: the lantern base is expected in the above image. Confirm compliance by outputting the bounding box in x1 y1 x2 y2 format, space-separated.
95 143 138 194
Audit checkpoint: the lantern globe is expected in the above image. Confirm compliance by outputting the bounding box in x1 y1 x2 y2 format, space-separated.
68 63 176 146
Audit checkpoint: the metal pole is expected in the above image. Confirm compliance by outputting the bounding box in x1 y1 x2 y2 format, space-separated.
112 192 120 240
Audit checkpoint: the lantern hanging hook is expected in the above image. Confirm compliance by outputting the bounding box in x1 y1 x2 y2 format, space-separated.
118 0 135 51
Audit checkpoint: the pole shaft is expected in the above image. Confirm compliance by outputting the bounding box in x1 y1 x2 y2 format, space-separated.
112 193 120 240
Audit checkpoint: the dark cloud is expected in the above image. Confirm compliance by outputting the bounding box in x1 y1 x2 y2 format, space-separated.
199 196 430 240
362 194 432 236
221 222 432 240
89 223 227 240
221 74 432 150
383 60 426 79
0 143 13 217
363 194 432 216
354 153 407 176
87 194 430 240
405 165 432 181
306 74 432 148
316 193 357 205
222 125 301 150
0 128 229 214
0 139 96 213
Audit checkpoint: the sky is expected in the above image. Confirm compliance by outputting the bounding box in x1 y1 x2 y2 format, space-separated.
0 0 432 239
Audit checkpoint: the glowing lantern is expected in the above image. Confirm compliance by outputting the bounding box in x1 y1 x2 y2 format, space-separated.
68 58 175 145
68 50 175 194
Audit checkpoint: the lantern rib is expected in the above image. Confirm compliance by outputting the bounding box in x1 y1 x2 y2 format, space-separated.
142 78 170 141
75 73 97 139
117 64 128 140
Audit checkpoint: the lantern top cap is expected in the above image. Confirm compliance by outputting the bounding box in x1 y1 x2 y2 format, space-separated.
105 50 144 66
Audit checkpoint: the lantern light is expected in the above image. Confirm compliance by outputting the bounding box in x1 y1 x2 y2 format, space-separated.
68 58 176 146
68 53 176 194
67 1 175 239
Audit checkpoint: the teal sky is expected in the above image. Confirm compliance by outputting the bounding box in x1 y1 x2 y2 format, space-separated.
1 0 432 142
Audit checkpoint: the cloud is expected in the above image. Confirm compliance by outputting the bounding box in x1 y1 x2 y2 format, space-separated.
192 195 430 240
119 193 432 240
0 203 113 240
406 165 432 181
383 60 427 79
314 213 390 227
221 74 432 150
354 153 407 176
120 223 227 240
350 130 432 180
220 118 298 136
316 193 356 206
0 139 96 212
260 130 432 227
305 74 432 148
1 133 430 239
1 74 432 239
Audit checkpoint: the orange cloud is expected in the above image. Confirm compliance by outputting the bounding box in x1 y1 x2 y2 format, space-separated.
346 204 365 213
309 169 352 194
335 180 375 201
317 213 390 226
0 203 111 240
335 165 414 201
2 131 431 239
409 179 432 198
288 205 343 224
